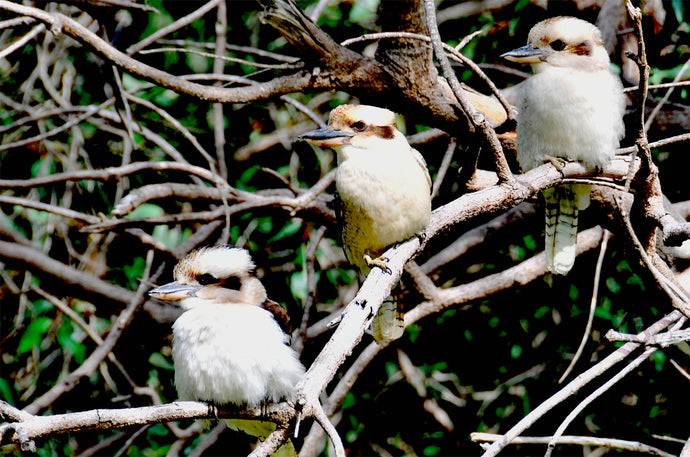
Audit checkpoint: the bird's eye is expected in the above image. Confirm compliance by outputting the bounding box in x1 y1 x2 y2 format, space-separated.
352 121 366 132
221 275 242 291
197 273 217 285
550 40 565 51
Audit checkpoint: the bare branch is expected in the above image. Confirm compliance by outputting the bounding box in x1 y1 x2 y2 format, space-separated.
480 310 684 457
0 1 314 103
472 432 675 457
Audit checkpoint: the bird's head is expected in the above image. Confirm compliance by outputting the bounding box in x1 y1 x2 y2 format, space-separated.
501 16 610 72
149 246 267 310
298 104 404 152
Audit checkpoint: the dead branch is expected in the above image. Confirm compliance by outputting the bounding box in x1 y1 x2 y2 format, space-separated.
472 432 675 457
480 310 684 457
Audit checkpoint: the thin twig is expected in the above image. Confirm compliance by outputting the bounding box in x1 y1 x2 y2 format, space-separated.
431 138 456 199
0 100 115 152
139 47 300 70
0 23 44 59
341 31 513 121
472 432 675 457
293 225 327 355
558 229 612 383
23 251 159 415
480 311 683 457
422 0 514 184
126 0 221 55
546 346 659 456
644 58 690 132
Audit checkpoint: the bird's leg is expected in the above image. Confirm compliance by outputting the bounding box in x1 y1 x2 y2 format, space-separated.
208 403 219 420
415 231 428 250
364 254 392 275
544 155 568 176
260 400 269 419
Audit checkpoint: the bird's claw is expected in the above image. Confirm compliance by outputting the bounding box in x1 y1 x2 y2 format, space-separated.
364 254 392 274
545 155 568 175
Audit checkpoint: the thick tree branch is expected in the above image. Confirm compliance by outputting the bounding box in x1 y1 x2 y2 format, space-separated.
0 0 313 103
0 400 296 451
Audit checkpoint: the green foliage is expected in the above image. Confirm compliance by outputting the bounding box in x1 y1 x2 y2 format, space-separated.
0 0 687 456
17 316 52 355
423 444 441 456
149 352 174 371
56 319 86 365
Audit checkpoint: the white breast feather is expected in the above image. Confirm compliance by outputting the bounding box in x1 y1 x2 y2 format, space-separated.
172 304 305 408
517 67 625 171
335 136 431 267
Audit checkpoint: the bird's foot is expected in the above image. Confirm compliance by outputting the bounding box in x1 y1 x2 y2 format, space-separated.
544 156 567 176
260 401 270 419
364 254 392 274
416 231 427 248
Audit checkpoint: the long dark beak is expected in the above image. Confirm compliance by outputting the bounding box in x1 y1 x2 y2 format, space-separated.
149 281 201 301
501 45 547 64
297 126 353 147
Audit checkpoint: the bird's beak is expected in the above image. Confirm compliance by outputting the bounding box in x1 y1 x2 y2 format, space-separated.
501 45 548 64
149 281 201 301
298 126 354 147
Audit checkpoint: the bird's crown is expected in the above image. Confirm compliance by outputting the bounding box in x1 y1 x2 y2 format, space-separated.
329 104 396 132
528 16 604 53
174 245 255 284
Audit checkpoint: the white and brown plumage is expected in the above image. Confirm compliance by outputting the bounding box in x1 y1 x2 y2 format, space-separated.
149 246 304 409
502 17 625 274
300 105 431 273
299 104 432 342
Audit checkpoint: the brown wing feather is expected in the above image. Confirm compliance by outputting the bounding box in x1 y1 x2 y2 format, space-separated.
261 299 291 334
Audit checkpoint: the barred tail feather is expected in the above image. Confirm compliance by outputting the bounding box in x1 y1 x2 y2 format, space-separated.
543 184 591 275
226 419 297 457
369 295 404 343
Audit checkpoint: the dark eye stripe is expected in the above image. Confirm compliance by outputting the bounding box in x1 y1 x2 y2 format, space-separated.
550 39 565 51
372 125 394 139
220 276 242 291
572 41 593 56
197 273 217 285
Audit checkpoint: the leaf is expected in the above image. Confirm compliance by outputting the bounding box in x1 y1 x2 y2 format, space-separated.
671 0 684 24
423 445 441 456
0 379 14 404
149 352 174 371
57 320 86 364
606 277 621 294
267 219 302 243
523 234 537 251
125 203 164 219
342 392 356 409
510 345 522 359
17 317 52 355
534 305 550 319
289 270 307 302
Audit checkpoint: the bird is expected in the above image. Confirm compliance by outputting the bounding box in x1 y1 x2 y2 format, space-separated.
148 245 305 456
299 104 432 342
501 16 625 275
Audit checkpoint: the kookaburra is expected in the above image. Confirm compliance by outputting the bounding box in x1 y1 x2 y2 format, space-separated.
149 246 305 455
502 17 625 274
299 104 432 342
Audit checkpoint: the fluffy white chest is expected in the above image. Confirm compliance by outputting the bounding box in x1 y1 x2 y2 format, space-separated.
335 145 431 269
517 67 625 170
172 304 304 408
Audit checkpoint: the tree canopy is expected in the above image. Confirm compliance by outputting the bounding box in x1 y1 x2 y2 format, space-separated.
0 0 688 456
